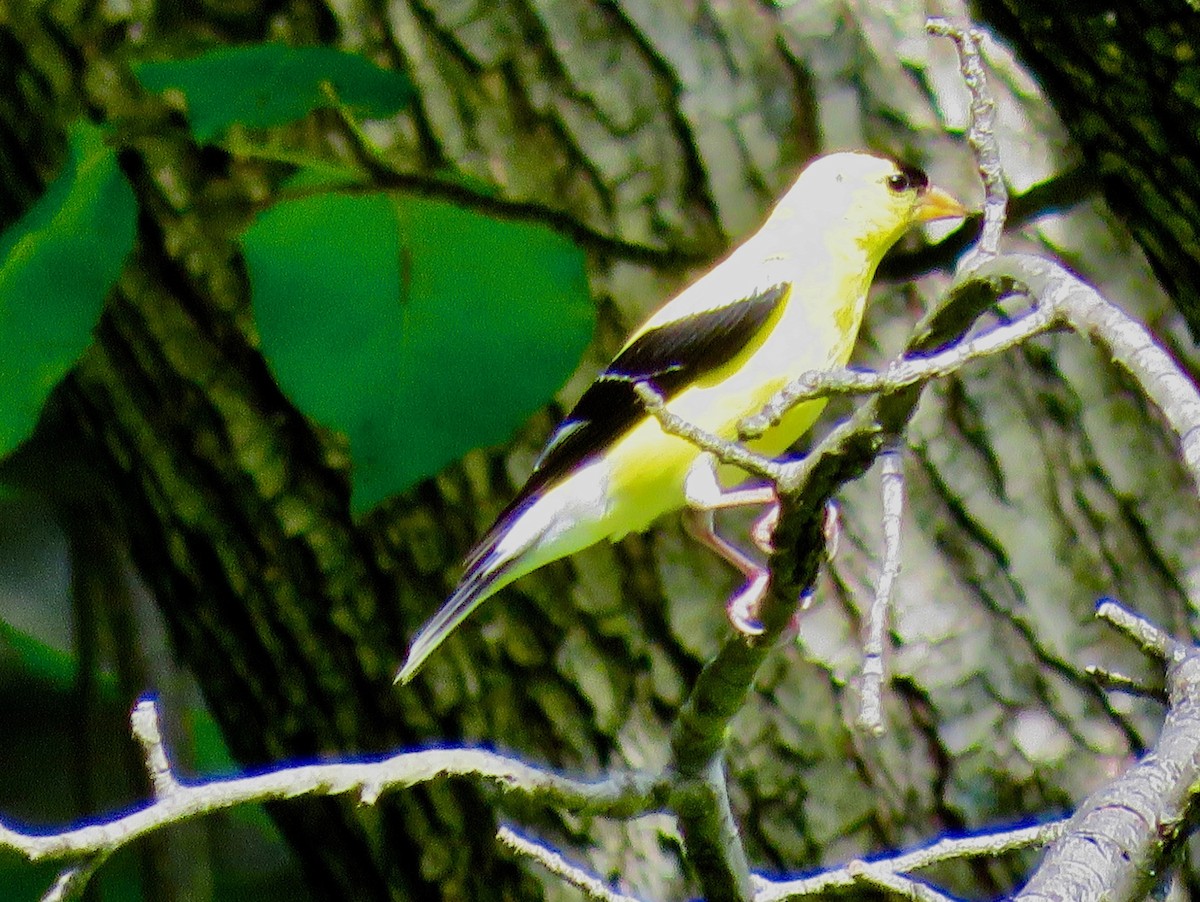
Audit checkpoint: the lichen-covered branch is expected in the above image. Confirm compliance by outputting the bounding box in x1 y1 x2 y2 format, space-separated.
0 699 666 901
968 254 1200 496
1015 602 1200 900
497 826 644 902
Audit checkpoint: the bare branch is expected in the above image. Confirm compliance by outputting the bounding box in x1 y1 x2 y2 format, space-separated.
635 381 784 484
1096 599 1184 665
1014 603 1200 900
740 302 1056 439
926 18 1007 265
1086 665 1167 704
967 254 1200 499
858 449 904 734
753 820 1063 901
0 699 664 897
886 820 1067 874
496 826 644 902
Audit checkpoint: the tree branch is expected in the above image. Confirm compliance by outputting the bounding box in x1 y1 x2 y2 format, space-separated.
753 819 1065 900
1015 601 1200 900
927 18 1007 269
0 698 665 892
496 826 644 902
858 448 904 734
966 254 1200 497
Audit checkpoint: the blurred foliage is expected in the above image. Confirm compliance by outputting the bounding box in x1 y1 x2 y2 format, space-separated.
0 617 89 690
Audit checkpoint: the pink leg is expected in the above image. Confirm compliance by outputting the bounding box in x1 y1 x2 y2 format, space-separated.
683 508 771 636
683 454 781 636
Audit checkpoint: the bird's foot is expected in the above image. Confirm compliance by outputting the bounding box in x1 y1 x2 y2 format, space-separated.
727 571 770 636
823 499 841 560
750 500 780 554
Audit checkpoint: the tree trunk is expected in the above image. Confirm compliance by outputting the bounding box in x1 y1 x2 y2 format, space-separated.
4 1 1200 899
974 0 1200 336
3 2 812 898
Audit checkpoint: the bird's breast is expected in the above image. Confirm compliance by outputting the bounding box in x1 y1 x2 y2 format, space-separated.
587 273 872 542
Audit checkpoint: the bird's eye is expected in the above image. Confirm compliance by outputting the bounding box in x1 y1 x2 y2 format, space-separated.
888 164 929 194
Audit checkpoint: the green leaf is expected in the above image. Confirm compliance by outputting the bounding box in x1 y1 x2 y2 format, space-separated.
243 193 593 513
0 121 136 457
133 44 413 142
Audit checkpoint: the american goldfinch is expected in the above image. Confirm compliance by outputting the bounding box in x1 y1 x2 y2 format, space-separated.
397 152 966 683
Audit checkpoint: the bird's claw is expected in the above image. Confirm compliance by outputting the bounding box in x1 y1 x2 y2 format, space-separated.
751 501 780 554
823 499 841 560
727 572 770 636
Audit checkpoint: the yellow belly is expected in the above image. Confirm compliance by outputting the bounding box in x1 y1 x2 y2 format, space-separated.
522 275 866 565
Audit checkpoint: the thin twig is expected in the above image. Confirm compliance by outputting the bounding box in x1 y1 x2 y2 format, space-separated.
1086 665 1167 704
753 820 1063 901
884 820 1065 873
740 271 1053 440
858 449 904 734
311 83 708 270
496 826 643 902
1095 599 1181 665
130 698 181 798
0 702 663 874
634 381 784 484
927 18 1007 266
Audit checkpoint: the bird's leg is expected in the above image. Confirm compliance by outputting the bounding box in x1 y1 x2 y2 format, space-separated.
750 504 779 554
683 508 771 636
683 453 780 636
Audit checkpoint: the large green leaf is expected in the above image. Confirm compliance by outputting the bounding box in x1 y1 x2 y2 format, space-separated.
0 121 135 457
133 44 413 142
242 193 593 513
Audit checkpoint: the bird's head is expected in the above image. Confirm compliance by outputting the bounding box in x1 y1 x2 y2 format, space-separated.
783 152 968 260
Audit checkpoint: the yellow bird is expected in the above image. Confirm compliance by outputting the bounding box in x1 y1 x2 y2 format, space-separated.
397 152 966 683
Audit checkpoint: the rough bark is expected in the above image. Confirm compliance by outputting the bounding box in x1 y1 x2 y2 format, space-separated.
3 1 1200 900
973 0 1200 337
3 1 812 899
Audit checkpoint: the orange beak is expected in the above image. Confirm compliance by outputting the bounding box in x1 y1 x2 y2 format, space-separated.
915 184 969 222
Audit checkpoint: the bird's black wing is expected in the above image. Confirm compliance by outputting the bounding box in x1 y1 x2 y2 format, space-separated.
523 282 789 502
458 281 790 576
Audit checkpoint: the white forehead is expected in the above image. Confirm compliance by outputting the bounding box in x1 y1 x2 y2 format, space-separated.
798 151 897 185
